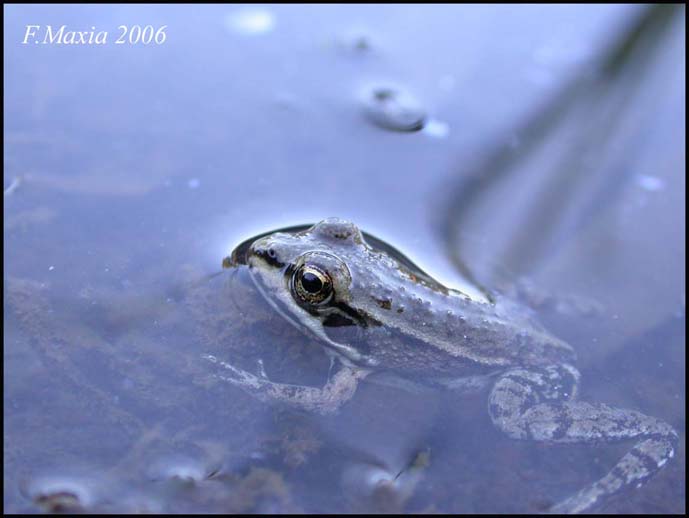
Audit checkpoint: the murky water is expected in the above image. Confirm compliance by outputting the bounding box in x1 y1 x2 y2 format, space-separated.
4 4 685 513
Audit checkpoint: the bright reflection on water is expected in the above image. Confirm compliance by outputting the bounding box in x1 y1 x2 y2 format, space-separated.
4 4 685 513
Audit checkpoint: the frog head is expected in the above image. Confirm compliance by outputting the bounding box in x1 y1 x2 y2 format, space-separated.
227 218 379 366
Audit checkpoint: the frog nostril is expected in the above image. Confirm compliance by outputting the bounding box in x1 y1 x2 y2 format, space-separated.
253 244 283 268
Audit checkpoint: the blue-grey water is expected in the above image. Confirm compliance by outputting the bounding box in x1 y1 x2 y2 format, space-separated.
4 4 685 513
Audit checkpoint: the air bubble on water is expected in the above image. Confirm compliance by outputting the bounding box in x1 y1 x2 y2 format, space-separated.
366 468 393 486
422 119 450 139
225 9 275 35
147 454 208 483
636 174 665 192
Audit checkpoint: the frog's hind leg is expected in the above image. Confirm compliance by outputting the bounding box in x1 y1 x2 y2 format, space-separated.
488 364 677 514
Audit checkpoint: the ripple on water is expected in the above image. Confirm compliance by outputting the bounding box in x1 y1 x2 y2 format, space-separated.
147 453 220 483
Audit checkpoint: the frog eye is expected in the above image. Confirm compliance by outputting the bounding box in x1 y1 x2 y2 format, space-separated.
292 264 333 306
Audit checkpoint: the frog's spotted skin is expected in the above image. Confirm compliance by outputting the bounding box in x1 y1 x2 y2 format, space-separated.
211 218 677 514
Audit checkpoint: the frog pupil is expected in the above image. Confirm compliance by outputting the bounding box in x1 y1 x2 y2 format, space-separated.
301 271 323 293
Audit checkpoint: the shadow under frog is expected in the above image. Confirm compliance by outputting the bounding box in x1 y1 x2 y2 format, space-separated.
213 217 678 514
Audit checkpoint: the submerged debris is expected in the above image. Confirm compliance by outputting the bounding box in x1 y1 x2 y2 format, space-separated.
362 85 427 132
24 475 96 514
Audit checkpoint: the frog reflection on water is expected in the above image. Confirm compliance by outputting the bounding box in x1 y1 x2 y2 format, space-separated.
211 218 677 514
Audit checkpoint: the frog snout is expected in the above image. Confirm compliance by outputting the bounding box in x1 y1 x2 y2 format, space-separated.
225 236 275 268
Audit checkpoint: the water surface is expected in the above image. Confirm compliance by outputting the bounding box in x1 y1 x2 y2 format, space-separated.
4 4 685 513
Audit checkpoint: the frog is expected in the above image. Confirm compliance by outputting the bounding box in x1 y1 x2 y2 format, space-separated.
210 217 678 514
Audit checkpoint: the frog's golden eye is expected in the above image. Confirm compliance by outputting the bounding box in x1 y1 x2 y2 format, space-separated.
292 264 333 305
